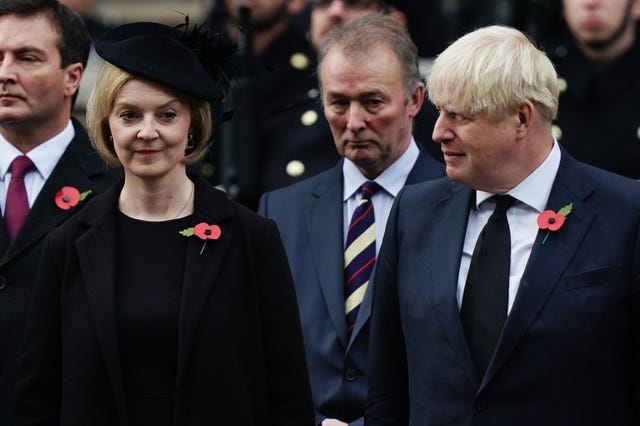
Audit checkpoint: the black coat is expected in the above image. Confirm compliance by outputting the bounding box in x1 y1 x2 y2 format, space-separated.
550 29 640 178
0 119 120 426
11 174 315 426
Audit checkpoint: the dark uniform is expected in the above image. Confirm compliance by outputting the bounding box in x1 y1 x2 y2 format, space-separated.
199 16 339 210
550 29 640 179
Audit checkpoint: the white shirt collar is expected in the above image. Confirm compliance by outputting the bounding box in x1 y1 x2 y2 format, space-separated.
475 139 561 212
343 139 420 201
0 120 75 182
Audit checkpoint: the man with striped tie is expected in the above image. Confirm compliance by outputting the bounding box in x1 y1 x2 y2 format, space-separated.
258 14 444 426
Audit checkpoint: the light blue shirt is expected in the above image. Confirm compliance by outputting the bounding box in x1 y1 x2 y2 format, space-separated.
342 139 419 254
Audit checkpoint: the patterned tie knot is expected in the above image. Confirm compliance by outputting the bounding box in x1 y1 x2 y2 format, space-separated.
9 155 34 179
360 181 380 200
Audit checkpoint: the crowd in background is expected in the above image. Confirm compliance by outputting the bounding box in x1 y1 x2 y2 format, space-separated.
67 0 640 210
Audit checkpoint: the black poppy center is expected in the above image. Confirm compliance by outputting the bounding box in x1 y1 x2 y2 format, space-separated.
548 217 556 224
62 195 70 202
204 229 212 236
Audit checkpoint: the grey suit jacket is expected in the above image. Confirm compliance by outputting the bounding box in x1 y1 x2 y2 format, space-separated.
366 150 640 426
258 149 444 425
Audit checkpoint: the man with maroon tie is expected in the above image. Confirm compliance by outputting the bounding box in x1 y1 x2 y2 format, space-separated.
0 2 118 424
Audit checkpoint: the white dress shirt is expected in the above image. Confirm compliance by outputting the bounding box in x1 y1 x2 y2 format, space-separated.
457 141 561 314
0 120 75 215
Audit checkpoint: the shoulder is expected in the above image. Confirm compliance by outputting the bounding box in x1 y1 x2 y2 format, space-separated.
408 149 446 183
399 176 456 202
258 163 342 213
558 154 640 212
193 176 280 239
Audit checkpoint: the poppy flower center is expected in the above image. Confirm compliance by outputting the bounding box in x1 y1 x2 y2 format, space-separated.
548 217 555 224
204 229 212 235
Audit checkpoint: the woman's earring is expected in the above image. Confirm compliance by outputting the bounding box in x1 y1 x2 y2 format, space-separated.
186 134 194 149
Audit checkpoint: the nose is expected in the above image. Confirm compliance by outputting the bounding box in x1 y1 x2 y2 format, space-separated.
0 57 18 85
346 103 367 133
137 117 159 140
432 113 454 144
326 0 347 18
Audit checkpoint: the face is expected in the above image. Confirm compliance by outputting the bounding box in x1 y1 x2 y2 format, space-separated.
431 103 524 193
310 0 381 51
225 0 290 30
108 78 192 182
563 0 640 50
59 0 93 15
0 14 81 132
321 44 423 178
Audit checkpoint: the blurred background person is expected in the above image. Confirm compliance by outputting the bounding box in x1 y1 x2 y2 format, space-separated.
200 0 341 209
453 0 563 47
548 0 640 178
59 0 119 121
11 19 314 426
0 1 119 424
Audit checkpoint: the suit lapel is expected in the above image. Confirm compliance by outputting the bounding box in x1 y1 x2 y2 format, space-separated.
74 182 128 423
175 176 233 391
1 122 111 264
305 164 348 348
482 154 596 389
430 183 480 387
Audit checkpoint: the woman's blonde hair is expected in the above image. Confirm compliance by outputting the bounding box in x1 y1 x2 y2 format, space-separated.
86 62 212 167
428 25 559 121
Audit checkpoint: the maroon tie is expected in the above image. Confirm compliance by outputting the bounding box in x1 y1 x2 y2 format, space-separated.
4 155 34 241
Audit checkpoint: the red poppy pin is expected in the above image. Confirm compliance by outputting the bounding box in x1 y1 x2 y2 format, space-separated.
179 222 221 254
537 203 573 245
54 186 92 210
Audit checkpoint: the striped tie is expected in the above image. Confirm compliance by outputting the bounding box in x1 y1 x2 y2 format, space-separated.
344 181 380 335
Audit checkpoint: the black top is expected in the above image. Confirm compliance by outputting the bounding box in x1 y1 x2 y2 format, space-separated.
116 213 191 426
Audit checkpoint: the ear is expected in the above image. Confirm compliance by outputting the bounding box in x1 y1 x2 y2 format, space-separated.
288 0 307 14
388 9 408 28
515 100 534 139
407 82 425 119
632 0 640 20
63 63 84 98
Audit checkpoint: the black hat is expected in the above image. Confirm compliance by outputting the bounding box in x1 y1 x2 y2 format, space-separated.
95 21 233 102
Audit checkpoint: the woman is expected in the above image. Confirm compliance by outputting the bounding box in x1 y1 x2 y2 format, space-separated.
12 21 314 426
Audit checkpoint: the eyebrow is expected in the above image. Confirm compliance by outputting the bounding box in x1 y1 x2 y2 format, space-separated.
13 46 49 57
324 89 386 99
112 99 184 110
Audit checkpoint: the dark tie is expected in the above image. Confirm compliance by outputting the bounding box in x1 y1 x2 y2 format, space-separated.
4 155 34 241
460 194 515 378
344 181 380 335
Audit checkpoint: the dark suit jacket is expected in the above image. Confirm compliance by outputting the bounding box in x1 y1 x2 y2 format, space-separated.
11 174 315 426
0 119 119 426
258 149 444 425
366 151 640 425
